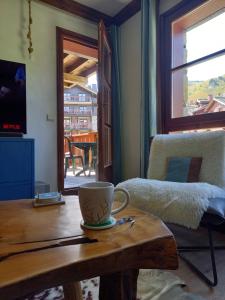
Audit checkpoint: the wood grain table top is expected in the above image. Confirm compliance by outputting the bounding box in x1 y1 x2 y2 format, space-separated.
0 196 178 299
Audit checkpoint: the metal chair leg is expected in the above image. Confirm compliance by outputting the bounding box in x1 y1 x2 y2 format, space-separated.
80 156 86 176
64 157 69 178
178 226 221 287
72 157 76 175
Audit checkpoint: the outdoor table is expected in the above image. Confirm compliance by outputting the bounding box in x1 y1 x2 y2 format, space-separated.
70 142 97 176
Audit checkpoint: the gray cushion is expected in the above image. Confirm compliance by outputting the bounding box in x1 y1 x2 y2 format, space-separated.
202 198 225 226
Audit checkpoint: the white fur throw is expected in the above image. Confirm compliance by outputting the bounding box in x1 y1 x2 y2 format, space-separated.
116 178 225 229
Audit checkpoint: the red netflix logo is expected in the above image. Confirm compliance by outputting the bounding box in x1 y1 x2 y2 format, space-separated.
3 123 21 130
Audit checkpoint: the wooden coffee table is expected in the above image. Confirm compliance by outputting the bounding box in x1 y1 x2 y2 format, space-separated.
0 196 178 300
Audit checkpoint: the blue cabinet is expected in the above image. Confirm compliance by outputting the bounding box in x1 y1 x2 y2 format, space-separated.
0 138 34 200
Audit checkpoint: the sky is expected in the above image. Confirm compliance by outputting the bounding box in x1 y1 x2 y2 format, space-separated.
185 10 225 81
88 73 97 86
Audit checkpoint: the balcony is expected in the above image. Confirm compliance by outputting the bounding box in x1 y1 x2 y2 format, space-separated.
64 125 91 130
64 110 92 116
64 95 96 103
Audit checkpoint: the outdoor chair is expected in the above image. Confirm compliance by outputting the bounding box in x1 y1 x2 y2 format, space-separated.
64 136 86 178
88 143 97 176
118 131 225 286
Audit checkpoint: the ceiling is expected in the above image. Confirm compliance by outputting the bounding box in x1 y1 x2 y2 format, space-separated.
73 0 132 16
63 40 98 88
62 0 134 88
64 53 97 88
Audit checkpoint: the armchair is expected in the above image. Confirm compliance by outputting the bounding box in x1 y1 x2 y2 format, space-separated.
118 131 225 286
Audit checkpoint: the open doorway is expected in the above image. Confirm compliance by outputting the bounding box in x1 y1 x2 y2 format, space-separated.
57 28 98 194
57 23 113 194
63 40 98 189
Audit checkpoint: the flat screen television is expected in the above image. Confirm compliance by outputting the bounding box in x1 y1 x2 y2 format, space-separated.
0 59 26 134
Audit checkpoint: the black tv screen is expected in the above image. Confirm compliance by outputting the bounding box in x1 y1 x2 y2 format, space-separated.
0 59 26 134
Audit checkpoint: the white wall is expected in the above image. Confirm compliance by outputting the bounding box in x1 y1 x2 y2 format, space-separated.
119 0 182 180
0 0 97 191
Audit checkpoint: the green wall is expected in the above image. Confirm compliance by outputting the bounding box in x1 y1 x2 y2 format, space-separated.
119 0 182 180
119 12 142 180
0 0 97 191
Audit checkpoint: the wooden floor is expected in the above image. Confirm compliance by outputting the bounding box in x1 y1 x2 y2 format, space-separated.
169 224 225 300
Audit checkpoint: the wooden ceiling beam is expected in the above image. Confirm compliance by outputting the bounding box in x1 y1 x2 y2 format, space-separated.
63 53 75 65
63 40 98 60
65 57 87 73
79 65 97 77
37 0 142 28
113 0 141 26
64 83 73 88
37 0 113 25
64 72 87 84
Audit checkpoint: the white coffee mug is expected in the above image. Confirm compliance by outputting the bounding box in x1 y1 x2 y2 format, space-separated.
79 181 130 226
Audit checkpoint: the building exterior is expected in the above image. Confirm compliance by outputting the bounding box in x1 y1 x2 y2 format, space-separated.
193 95 225 115
64 84 97 136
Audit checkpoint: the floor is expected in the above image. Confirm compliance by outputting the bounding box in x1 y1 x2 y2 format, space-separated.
64 167 96 188
169 224 225 300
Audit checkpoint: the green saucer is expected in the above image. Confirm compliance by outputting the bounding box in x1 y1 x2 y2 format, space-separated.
81 216 117 230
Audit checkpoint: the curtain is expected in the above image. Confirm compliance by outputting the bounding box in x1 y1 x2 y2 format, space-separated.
140 0 158 178
110 25 122 185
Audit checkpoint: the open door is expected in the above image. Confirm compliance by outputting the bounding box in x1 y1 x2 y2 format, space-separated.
56 27 98 194
98 21 113 182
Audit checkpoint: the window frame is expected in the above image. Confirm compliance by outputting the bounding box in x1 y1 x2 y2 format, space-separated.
159 0 225 133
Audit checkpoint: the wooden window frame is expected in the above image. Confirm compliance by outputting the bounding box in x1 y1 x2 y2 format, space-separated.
160 0 225 133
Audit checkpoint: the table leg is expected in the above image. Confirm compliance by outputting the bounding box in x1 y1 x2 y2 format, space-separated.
99 269 139 300
63 282 83 300
75 147 89 177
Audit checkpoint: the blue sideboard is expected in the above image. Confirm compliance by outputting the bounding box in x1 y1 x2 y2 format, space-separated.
0 138 34 200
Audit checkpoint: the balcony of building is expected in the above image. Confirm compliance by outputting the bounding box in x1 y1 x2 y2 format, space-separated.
64 110 93 117
64 95 97 103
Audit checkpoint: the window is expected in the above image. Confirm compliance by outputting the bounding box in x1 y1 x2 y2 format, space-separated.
64 93 71 101
64 106 70 113
70 95 76 102
78 118 88 128
78 93 86 101
79 106 88 111
160 0 225 132
64 118 71 129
